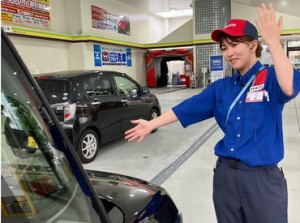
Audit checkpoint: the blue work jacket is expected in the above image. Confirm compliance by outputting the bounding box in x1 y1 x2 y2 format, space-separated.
172 61 300 166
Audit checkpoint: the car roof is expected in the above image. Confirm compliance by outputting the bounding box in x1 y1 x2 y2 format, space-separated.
34 70 121 78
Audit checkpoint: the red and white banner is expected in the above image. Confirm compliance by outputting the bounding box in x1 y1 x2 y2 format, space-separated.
1 0 51 30
91 5 130 35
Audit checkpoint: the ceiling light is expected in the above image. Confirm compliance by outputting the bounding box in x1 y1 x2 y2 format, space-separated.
155 9 193 18
170 8 177 13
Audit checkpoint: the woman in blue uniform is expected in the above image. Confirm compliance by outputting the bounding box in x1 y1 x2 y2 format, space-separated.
125 3 300 223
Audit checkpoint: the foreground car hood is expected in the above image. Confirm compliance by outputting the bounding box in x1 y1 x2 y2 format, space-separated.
86 170 181 223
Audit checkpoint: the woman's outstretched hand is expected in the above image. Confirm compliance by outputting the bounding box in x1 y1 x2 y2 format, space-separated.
125 119 153 143
125 110 179 143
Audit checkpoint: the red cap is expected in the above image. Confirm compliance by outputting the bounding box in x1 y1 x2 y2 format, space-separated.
211 19 258 42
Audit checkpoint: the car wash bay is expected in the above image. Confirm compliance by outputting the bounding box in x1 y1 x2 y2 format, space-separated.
84 87 300 223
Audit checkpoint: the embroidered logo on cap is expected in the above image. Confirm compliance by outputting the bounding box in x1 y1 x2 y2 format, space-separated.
226 23 237 28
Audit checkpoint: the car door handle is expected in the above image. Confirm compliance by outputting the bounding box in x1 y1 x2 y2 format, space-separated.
121 99 128 103
91 101 101 105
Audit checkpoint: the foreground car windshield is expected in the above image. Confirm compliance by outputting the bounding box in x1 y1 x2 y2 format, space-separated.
1 33 103 223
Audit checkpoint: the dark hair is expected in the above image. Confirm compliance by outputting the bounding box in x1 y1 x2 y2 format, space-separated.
218 33 263 57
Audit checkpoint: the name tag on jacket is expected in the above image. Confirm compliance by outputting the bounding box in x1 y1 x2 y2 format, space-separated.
246 90 264 102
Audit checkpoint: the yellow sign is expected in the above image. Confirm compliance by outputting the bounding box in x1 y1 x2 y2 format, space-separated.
27 136 38 149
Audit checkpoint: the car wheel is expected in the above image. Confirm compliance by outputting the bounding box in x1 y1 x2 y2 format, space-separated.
77 129 99 163
149 109 159 133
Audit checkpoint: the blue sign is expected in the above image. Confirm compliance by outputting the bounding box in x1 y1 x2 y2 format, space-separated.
94 45 102 66
210 55 223 71
94 45 131 66
109 52 118 63
126 48 132 67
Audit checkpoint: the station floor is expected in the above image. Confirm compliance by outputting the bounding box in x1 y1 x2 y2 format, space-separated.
84 87 300 223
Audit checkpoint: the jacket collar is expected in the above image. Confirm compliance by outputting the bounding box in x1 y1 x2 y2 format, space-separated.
234 61 263 85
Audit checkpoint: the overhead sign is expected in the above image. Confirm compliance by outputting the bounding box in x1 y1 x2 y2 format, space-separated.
94 45 101 67
91 5 130 35
1 0 51 30
94 45 132 67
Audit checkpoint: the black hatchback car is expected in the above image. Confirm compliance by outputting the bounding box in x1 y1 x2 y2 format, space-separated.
34 70 161 163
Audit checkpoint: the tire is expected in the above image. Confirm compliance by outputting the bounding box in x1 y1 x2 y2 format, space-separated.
77 129 99 163
149 109 159 133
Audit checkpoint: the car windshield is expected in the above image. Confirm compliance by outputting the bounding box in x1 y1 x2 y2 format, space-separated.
35 78 70 104
1 34 103 222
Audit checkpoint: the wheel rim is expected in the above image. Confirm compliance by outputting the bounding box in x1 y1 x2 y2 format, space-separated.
151 111 158 119
81 133 97 159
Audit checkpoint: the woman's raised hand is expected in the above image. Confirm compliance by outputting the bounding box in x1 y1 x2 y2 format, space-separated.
255 3 283 46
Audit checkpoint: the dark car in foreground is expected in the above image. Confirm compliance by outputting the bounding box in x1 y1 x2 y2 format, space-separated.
1 29 181 223
34 70 161 163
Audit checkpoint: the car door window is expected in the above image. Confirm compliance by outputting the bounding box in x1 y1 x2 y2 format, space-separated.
83 76 113 96
83 78 95 96
114 76 139 96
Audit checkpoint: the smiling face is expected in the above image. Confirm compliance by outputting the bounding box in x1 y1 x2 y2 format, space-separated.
220 35 258 75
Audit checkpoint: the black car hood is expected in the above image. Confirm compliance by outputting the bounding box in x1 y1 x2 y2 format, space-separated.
86 170 180 223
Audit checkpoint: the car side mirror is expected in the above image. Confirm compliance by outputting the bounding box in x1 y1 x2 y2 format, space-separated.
4 119 38 158
130 89 138 97
142 86 150 94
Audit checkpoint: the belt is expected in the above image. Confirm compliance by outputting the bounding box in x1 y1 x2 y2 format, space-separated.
217 157 277 170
